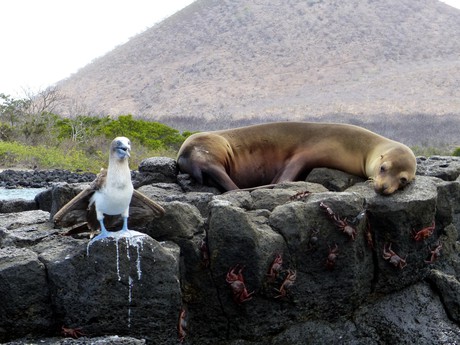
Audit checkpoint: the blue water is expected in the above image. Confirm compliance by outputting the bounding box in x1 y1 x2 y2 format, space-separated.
0 188 47 201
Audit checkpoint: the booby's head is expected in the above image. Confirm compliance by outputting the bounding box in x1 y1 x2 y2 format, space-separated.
111 137 131 160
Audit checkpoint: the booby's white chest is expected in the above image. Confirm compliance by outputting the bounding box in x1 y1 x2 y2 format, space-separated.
90 168 134 216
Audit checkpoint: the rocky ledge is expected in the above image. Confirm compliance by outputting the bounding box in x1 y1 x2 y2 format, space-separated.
0 156 459 344
0 169 97 189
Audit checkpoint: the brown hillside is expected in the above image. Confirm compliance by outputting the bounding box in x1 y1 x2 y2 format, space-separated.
57 0 460 137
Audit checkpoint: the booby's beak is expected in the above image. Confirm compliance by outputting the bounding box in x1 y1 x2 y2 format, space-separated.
117 144 131 158
112 137 131 159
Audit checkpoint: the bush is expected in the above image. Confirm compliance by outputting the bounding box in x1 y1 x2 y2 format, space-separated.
0 141 103 172
453 147 460 157
55 115 111 143
101 115 186 150
411 145 452 157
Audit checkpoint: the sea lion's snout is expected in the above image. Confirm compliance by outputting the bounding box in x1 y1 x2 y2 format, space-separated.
371 148 416 195
373 181 397 195
373 168 413 195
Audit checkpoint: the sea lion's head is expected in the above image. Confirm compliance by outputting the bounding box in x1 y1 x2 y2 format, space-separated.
371 146 416 195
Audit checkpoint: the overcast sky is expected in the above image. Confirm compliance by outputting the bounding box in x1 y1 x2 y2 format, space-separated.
0 0 458 98
0 0 195 97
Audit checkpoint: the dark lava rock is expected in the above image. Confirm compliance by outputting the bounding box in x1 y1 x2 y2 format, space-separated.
0 169 96 189
417 156 460 181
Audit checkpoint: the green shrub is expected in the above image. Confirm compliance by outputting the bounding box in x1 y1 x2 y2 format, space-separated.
0 122 13 141
55 115 110 143
0 141 103 172
411 145 452 157
453 147 460 157
101 115 185 150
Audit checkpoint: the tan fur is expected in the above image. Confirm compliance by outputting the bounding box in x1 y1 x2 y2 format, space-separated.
177 122 416 195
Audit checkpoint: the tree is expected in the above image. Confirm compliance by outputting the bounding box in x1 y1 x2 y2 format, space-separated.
21 86 64 115
0 93 28 127
17 87 65 145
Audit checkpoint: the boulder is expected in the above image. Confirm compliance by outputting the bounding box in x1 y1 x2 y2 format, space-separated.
306 167 366 191
0 208 182 344
270 282 460 344
416 156 460 181
269 191 373 319
0 247 53 341
0 198 37 213
0 210 50 232
145 201 204 240
251 181 328 211
139 183 214 217
176 173 221 194
135 157 178 187
39 235 181 343
427 269 460 323
48 183 89 220
347 176 440 292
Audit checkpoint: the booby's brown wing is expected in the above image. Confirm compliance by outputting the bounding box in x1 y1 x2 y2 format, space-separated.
53 169 106 228
131 189 165 217
52 186 95 228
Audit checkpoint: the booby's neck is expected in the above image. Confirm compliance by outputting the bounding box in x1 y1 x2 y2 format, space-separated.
106 157 132 189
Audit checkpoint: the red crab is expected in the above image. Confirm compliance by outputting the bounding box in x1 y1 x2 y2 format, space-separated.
382 243 407 269
267 253 283 282
178 307 188 343
61 326 86 339
319 202 357 240
425 242 442 264
325 244 339 270
274 269 297 298
226 264 254 304
290 190 311 201
413 221 435 242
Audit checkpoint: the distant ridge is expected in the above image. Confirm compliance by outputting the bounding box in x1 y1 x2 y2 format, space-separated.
57 0 460 130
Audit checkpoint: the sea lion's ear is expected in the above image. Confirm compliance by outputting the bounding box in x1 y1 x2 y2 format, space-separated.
400 176 408 186
380 155 384 160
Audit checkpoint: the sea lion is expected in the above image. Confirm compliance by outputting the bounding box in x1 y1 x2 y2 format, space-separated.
177 122 416 195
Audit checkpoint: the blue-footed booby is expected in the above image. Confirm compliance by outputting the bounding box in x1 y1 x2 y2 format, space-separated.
53 137 165 241
90 136 134 241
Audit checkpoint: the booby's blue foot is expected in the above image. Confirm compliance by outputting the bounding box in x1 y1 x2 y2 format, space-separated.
88 221 112 245
87 218 146 255
87 221 114 255
117 217 135 238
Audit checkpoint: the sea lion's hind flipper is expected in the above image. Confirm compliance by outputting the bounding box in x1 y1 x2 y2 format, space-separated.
202 164 240 191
